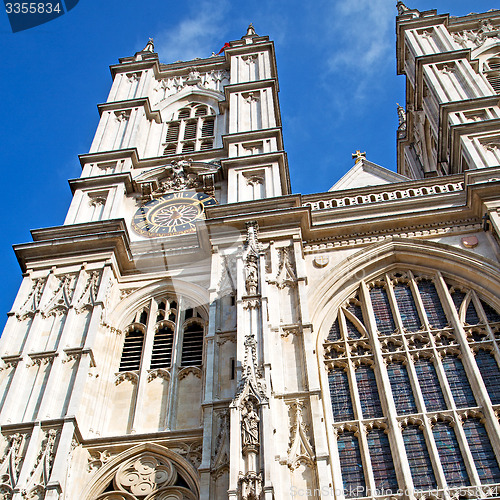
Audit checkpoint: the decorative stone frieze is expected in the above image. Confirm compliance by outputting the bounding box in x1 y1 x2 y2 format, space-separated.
304 181 464 211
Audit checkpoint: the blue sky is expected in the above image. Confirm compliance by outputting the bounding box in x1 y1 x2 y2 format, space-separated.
0 0 496 328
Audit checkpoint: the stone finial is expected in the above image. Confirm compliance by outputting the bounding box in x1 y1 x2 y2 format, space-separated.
397 1 409 15
243 23 258 38
142 38 155 52
352 150 366 164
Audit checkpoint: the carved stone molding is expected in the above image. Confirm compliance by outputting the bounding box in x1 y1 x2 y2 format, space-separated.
452 19 500 49
304 219 481 252
286 399 315 471
153 69 229 104
169 441 202 470
87 450 112 473
303 181 464 212
27 352 57 368
16 278 45 321
217 254 236 297
41 274 75 318
280 325 300 338
0 432 27 494
115 371 139 386
178 366 201 380
147 368 170 382
238 470 263 500
1 356 21 370
75 271 100 313
135 159 220 199
274 246 297 289
93 452 198 500
23 429 58 498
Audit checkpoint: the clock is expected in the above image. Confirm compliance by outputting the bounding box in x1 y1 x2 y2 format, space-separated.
131 191 217 237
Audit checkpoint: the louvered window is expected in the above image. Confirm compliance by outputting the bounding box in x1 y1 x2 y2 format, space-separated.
183 121 197 140
163 104 216 156
150 325 174 369
119 329 144 372
484 58 500 94
181 322 204 366
118 297 205 374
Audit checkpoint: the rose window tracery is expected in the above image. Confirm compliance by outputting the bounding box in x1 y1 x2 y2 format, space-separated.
94 453 197 500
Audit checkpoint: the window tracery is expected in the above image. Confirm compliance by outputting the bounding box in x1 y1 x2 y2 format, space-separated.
323 270 500 498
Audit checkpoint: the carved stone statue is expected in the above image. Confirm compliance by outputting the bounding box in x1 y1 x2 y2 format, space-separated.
397 103 406 127
241 399 260 447
245 256 258 295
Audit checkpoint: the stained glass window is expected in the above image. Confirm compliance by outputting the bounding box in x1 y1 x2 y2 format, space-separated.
417 280 448 329
481 300 500 323
387 362 417 414
475 350 500 405
329 369 354 421
463 419 500 484
346 318 362 340
414 358 447 411
393 283 421 332
367 429 398 493
347 303 364 323
403 425 437 490
432 422 469 487
465 301 480 325
356 364 383 418
327 318 341 342
338 432 366 498
442 356 476 408
450 290 466 313
370 286 395 334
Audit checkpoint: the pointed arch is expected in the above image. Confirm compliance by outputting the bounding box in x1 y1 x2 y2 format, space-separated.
314 237 500 497
311 237 500 347
81 443 199 500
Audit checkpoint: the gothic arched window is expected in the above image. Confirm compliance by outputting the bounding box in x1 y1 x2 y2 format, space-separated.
324 270 500 498
118 297 205 373
162 104 216 156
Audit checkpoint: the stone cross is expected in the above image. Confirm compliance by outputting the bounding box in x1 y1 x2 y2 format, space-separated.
352 150 366 163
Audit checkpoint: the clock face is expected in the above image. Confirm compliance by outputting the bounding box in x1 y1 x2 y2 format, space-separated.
131 191 217 237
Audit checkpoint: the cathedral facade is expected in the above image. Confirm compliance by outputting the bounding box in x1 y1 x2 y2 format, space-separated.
1 5 500 500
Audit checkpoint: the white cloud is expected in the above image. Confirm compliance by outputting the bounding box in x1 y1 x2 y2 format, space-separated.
156 0 230 63
326 0 394 76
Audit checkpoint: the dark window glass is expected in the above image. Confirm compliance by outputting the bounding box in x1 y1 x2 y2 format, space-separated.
370 286 395 334
432 422 469 487
387 362 417 414
338 432 366 498
328 369 354 421
417 280 448 329
475 350 500 405
367 429 398 493
327 318 341 342
403 425 437 490
393 283 421 332
463 419 500 484
356 364 383 418
414 358 447 411
442 356 476 408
